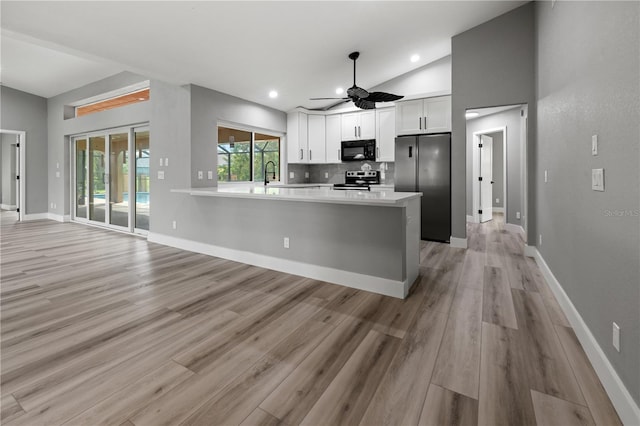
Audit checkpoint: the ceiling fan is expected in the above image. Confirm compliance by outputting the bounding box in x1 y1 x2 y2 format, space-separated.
310 51 404 109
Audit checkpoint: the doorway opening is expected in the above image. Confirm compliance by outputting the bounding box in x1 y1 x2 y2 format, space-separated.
72 125 149 234
0 129 26 222
466 104 527 240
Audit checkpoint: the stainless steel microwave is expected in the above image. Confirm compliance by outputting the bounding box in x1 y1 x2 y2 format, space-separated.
341 140 376 161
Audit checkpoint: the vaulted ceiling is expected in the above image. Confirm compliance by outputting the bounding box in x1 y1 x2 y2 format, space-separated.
1 1 526 112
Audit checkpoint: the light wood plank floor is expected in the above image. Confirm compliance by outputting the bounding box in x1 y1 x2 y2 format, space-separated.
0 213 622 425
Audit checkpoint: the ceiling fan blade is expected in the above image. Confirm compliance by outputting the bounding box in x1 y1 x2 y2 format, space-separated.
347 86 369 99
309 97 349 100
365 92 404 102
354 98 376 110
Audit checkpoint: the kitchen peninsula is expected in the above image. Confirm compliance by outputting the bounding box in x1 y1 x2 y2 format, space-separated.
165 186 421 298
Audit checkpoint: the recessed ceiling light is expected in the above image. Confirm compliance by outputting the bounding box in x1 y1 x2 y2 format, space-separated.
465 111 479 119
336 87 344 95
410 54 420 63
269 90 278 98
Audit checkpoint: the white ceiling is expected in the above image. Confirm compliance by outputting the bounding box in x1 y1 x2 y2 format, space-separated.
1 1 526 112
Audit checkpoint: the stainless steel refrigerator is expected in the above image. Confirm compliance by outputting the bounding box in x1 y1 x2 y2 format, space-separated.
395 133 451 242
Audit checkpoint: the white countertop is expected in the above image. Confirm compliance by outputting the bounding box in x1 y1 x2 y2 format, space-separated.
172 185 420 207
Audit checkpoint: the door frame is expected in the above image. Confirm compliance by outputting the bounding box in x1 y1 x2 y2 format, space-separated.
0 129 26 221
472 126 507 224
71 127 132 232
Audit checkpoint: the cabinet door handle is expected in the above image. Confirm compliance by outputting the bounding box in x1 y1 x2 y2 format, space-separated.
419 117 422 130
354 126 357 137
300 149 303 160
359 126 362 137
309 150 312 161
424 116 427 129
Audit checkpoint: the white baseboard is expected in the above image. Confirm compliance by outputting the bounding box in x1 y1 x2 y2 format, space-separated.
492 207 505 213
449 236 468 249
504 223 525 235
1 204 17 210
147 232 410 299
48 213 70 222
22 213 50 221
529 246 640 426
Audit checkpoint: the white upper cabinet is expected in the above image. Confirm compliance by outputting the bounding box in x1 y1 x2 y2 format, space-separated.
307 114 326 164
396 95 451 135
341 110 375 141
325 114 342 163
376 107 395 162
287 111 308 163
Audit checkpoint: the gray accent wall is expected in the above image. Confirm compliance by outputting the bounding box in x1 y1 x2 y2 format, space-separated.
1 133 18 207
47 71 151 217
536 1 640 405
452 3 536 241
0 86 48 214
466 108 523 225
489 131 504 209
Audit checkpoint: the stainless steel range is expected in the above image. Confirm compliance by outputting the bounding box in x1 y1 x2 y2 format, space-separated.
333 170 380 191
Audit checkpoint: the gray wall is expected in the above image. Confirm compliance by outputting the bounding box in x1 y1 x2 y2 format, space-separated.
489 131 503 209
0 86 48 214
190 84 286 188
47 71 151 217
536 1 640 405
452 3 536 241
466 108 523 225
1 133 18 206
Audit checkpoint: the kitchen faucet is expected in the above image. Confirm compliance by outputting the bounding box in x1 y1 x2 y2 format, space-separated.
264 161 277 186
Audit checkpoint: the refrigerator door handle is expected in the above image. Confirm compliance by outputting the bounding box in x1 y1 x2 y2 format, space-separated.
409 146 413 158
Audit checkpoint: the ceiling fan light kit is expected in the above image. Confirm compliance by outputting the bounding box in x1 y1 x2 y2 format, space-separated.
310 51 404 110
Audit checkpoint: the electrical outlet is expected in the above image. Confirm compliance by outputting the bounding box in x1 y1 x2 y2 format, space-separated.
592 168 605 191
289 171 294 179
305 172 309 179
172 220 177 230
516 211 521 219
613 322 620 352
496 198 499 204
56 171 60 178
207 171 213 180
159 158 164 167
51 202 54 209
325 172 329 179
56 162 60 169
592 135 598 156
283 237 290 249
539 234 543 246
544 170 548 183
157 170 165 180
197 171 203 180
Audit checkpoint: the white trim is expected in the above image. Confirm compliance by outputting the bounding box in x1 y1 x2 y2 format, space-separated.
22 213 49 221
504 223 525 236
492 207 505 213
529 247 640 426
466 214 477 223
147 232 410 299
67 81 150 107
1 204 17 210
48 213 70 222
0 129 26 221
449 236 468 249
524 244 537 258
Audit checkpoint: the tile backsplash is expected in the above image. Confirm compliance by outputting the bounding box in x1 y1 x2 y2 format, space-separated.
287 162 395 185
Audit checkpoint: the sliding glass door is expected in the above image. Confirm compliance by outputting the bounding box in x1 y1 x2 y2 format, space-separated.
73 126 147 233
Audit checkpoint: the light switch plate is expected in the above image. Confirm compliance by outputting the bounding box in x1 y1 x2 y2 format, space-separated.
159 158 164 167
544 170 548 183
592 168 604 191
165 158 169 167
197 171 203 180
289 171 295 179
305 172 309 179
157 170 165 180
207 171 213 180
325 172 329 179
592 135 598 156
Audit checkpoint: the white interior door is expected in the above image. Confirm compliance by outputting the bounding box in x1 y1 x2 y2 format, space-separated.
479 135 493 222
